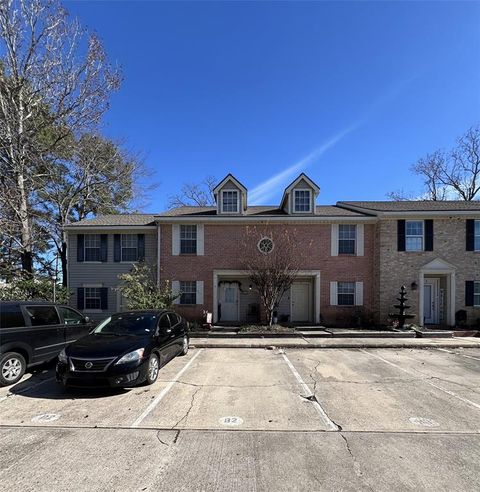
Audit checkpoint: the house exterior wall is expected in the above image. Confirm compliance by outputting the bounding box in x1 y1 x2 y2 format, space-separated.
67 229 157 320
159 222 375 325
377 217 480 326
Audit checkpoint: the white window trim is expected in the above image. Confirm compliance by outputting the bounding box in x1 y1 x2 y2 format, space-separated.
179 224 198 255
474 281 480 307
84 233 102 263
475 220 480 252
220 190 240 214
293 188 312 214
83 284 104 313
120 234 138 262
338 224 357 255
405 220 424 252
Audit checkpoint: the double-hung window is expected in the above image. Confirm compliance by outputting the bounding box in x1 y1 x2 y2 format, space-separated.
337 282 355 306
221 190 239 213
293 190 311 213
406 221 424 251
180 281 196 305
121 234 138 261
339 225 356 254
475 221 480 251
475 282 480 307
180 225 197 254
85 287 102 310
84 234 101 261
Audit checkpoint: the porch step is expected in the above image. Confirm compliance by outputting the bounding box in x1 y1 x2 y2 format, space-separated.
414 329 454 338
453 330 479 337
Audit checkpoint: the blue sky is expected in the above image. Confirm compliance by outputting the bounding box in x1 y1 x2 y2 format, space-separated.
67 1 480 210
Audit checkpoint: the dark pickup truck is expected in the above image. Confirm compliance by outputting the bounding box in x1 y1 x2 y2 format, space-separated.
0 301 94 386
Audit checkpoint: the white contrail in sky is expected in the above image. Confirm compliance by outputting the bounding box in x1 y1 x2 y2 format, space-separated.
249 123 358 204
248 78 415 205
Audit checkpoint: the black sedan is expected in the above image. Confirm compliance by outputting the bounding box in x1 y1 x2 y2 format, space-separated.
56 310 189 388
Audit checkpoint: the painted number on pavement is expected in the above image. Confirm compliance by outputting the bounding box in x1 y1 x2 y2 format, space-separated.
409 417 439 427
31 413 61 423
219 416 243 426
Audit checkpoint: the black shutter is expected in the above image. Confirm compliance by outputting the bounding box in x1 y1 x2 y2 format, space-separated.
137 234 145 261
100 234 108 262
100 288 108 310
77 288 85 310
465 281 475 307
114 234 121 262
466 219 475 251
425 220 434 251
77 234 84 262
397 220 406 251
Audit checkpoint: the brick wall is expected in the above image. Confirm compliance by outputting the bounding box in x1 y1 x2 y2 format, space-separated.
159 222 375 325
377 217 480 326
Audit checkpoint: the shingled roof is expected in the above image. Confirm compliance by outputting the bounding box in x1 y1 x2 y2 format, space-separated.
65 214 156 228
338 200 480 212
157 205 369 217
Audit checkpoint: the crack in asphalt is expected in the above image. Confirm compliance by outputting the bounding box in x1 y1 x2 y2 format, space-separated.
170 386 202 430
159 380 290 389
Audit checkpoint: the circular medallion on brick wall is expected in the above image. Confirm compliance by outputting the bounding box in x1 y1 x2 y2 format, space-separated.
257 237 274 254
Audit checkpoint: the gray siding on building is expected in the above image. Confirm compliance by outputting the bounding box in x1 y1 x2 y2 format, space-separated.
67 229 157 321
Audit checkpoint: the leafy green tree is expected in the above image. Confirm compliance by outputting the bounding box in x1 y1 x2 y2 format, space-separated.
0 272 71 304
117 263 180 310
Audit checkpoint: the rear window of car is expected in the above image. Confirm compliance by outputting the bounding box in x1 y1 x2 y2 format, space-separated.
0 304 25 328
25 306 60 326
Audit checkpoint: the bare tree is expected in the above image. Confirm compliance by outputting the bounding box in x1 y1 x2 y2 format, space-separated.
167 175 217 209
242 227 309 326
0 0 120 273
388 125 480 201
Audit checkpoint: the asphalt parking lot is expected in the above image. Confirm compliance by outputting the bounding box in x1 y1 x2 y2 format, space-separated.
1 347 479 491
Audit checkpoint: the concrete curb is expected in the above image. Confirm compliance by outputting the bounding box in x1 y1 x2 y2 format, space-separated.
190 340 480 350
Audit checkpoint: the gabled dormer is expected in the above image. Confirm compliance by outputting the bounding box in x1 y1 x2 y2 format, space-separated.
280 173 320 215
213 174 248 215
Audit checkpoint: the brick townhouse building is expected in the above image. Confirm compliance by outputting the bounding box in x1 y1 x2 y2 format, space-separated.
65 173 480 327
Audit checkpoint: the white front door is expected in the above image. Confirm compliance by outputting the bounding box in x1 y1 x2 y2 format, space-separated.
220 284 239 322
424 278 440 324
291 282 311 322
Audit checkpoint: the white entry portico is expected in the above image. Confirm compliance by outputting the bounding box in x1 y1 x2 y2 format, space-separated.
418 258 456 327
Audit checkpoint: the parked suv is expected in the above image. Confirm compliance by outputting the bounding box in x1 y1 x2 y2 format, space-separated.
0 301 94 386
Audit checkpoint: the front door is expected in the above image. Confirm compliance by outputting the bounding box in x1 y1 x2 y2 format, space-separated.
220 284 239 322
424 278 440 324
291 282 311 323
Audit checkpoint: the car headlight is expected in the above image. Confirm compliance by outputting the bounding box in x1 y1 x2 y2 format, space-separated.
115 348 145 365
58 349 67 364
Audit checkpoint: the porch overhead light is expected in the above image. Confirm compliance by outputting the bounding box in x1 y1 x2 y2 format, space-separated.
411 282 418 291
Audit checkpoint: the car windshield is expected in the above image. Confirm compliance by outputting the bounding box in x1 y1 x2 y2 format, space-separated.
93 314 158 336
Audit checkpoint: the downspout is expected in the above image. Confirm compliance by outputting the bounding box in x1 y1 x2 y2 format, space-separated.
157 223 161 286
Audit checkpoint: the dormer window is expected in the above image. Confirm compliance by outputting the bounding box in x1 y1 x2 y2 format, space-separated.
221 190 239 213
294 189 311 213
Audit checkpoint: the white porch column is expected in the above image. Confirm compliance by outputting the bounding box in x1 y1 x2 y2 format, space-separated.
418 271 425 326
449 272 456 326
314 272 321 324
213 271 219 323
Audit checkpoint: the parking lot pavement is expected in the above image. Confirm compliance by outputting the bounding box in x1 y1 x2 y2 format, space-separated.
285 348 480 433
1 347 479 491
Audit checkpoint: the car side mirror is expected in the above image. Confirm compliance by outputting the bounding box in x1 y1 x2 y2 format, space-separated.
84 316 90 324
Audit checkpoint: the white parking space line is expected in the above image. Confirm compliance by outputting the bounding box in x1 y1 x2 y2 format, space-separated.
131 349 203 428
437 348 480 362
281 353 338 431
360 349 480 411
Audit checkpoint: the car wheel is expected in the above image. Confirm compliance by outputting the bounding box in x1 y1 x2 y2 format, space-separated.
145 353 160 385
0 352 26 387
180 336 189 356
